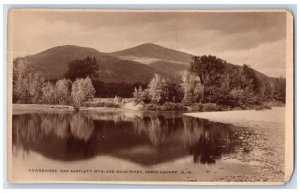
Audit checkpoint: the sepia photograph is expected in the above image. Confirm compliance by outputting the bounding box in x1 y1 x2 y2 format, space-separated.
7 9 294 184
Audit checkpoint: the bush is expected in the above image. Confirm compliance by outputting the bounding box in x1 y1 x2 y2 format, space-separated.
114 96 122 104
255 105 272 111
190 103 203 111
202 103 218 111
84 100 120 108
144 102 187 111
161 102 187 111
144 103 162 111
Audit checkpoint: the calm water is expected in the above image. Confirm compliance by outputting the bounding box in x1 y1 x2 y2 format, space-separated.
12 110 244 165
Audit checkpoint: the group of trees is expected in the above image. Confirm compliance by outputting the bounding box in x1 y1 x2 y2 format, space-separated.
133 55 286 108
13 54 286 109
180 71 204 105
13 57 96 107
132 72 200 105
93 81 147 98
133 74 171 104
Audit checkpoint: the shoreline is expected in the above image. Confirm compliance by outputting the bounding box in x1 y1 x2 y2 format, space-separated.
11 104 286 182
185 107 286 182
12 103 280 114
12 104 124 114
184 107 285 130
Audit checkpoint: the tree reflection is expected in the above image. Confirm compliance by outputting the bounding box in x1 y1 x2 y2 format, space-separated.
12 112 95 158
70 113 94 141
12 111 240 165
131 115 236 164
182 117 236 164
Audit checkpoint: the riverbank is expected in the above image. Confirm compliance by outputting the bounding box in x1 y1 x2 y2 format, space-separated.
12 104 76 114
185 107 286 183
12 100 280 114
12 104 124 115
11 104 288 183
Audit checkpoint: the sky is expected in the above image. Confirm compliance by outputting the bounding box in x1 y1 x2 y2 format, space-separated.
10 10 288 77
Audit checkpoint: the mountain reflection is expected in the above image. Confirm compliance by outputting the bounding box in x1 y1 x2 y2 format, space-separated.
12 111 241 166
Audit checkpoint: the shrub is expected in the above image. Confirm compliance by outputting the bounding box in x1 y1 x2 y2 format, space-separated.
144 102 187 111
255 105 272 111
144 103 162 111
202 103 218 111
114 96 122 104
161 102 187 111
84 100 120 108
190 103 203 111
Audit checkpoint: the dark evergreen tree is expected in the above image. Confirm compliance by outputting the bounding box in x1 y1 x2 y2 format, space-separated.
65 56 99 81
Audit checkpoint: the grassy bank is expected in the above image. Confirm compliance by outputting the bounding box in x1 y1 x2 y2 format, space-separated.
141 102 276 112
13 98 284 114
13 104 75 114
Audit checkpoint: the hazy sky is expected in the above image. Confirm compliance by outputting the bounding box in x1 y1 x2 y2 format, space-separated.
10 10 287 77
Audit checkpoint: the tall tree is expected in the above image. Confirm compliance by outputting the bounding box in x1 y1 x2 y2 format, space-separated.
180 71 204 105
82 77 96 100
71 77 96 108
273 77 286 103
65 56 99 81
55 79 72 104
147 74 169 104
28 71 45 103
13 58 32 102
41 82 57 104
133 86 144 103
190 55 226 87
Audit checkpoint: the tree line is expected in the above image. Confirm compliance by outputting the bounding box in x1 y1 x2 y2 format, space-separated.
13 57 96 108
13 55 286 110
133 55 286 108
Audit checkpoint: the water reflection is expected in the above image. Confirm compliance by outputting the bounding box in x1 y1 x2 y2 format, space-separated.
12 111 241 166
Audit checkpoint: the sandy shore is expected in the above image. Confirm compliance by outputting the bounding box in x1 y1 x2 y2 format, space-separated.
185 107 285 130
185 107 286 183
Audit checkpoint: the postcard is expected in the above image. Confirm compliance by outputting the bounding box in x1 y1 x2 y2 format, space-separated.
7 9 294 185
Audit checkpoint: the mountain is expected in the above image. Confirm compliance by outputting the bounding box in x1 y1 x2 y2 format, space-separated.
112 43 193 65
19 44 191 84
17 44 276 87
147 60 187 79
23 45 115 80
21 45 159 83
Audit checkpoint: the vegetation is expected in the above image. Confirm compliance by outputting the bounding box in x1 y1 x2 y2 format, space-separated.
13 54 286 111
144 102 187 111
13 58 45 103
71 77 96 108
273 77 286 103
55 79 72 104
64 56 99 81
132 55 286 111
83 100 120 108
13 58 96 109
180 71 204 105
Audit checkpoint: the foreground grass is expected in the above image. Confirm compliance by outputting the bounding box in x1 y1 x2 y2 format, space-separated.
13 98 282 113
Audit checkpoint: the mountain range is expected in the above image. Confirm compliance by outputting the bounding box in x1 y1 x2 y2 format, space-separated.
17 43 273 84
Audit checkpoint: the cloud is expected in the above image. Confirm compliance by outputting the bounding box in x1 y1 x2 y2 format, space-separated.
215 40 286 77
10 10 288 77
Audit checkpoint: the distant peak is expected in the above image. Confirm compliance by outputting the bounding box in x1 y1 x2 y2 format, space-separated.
36 45 101 55
140 43 159 46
